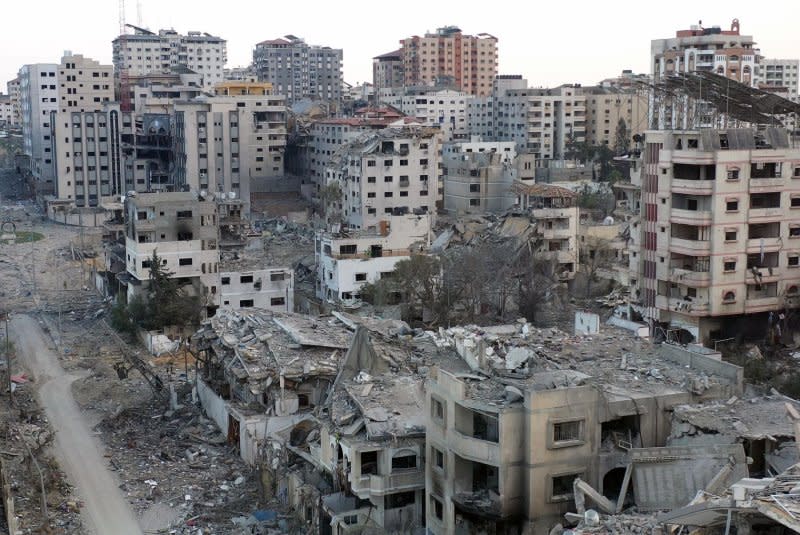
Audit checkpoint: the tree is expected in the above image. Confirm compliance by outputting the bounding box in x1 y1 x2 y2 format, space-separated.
613 118 630 155
580 238 616 298
594 144 615 181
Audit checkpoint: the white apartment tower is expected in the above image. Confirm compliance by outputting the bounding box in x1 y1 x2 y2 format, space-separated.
756 59 800 98
113 27 227 89
19 63 59 195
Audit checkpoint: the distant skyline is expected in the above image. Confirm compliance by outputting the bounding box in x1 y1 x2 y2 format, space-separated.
2 0 799 90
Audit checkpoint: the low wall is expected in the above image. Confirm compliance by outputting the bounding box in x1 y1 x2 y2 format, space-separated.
659 343 744 395
47 207 111 228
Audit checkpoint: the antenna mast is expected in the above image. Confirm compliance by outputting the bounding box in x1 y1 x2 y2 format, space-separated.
118 0 132 112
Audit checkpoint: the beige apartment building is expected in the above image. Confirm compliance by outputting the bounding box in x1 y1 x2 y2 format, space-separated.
6 77 21 127
583 87 648 149
57 53 114 113
173 81 286 209
400 26 497 97
629 128 800 344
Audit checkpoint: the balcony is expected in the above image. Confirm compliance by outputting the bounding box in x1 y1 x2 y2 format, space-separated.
746 267 780 284
656 295 710 316
670 209 712 226
540 228 573 240
670 268 711 286
351 470 425 497
669 238 711 255
671 179 714 195
450 430 501 465
746 237 781 254
748 207 784 223
749 177 785 190
745 296 780 313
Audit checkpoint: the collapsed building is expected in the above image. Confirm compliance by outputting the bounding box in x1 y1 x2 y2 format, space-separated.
191 304 778 535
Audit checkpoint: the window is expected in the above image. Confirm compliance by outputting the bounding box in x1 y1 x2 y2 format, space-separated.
239 299 254 308
385 192 393 198
469 199 480 206
240 275 254 284
431 496 443 520
384 176 393 182
726 199 739 212
367 160 376 167
432 447 444 472
792 226 800 237
724 260 737 272
792 197 800 208
176 210 193 219
367 176 376 183
384 159 393 167
339 244 357 255
551 419 584 447
723 291 736 303
355 273 367 282
269 272 286 281
551 472 583 502
470 184 481 193
725 230 737 241
137 210 147 220
431 397 445 424
391 453 417 471
727 168 739 180
179 258 193 266
385 491 415 510
221 276 230 285
789 256 800 267
399 159 408 166
794 166 800 178
270 297 285 306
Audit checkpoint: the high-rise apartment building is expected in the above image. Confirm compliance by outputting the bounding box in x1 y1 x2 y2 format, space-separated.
112 27 227 89
650 20 760 128
372 49 404 92
5 77 21 126
19 63 59 194
58 53 114 113
629 128 800 344
0 96 13 126
252 36 343 104
172 81 287 209
583 87 648 148
469 77 586 161
756 59 800 97
400 26 497 97
378 87 472 141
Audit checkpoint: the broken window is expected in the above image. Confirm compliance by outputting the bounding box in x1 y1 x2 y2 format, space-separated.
137 210 147 220
270 297 285 307
431 495 444 520
177 230 193 241
469 183 481 193
176 210 192 219
240 275 254 284
431 397 445 425
221 276 230 285
391 452 417 471
270 272 285 282
551 472 582 502
355 273 367 282
339 244 357 255
179 258 192 266
385 491 415 509
432 447 445 472
360 450 378 475
239 299 254 308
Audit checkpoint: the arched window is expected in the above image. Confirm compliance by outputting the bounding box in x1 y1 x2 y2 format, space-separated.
723 291 736 302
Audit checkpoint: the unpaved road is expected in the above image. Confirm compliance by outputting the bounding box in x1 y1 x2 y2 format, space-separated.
11 314 143 535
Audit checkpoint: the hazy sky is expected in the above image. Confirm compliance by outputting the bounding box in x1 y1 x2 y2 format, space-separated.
2 0 799 90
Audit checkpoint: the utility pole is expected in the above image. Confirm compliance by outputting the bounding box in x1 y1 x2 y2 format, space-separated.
3 313 13 408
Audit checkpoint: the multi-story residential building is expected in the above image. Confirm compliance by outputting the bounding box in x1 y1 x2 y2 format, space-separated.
6 77 21 127
424 323 744 535
326 126 440 229
252 35 343 104
218 267 293 312
629 128 800 344
650 19 760 128
598 70 650 90
0 95 13 126
172 81 287 209
123 192 220 304
57 53 114 113
315 213 431 303
112 27 227 89
514 183 579 280
756 59 800 97
129 70 205 113
299 106 409 191
400 26 498 97
442 140 533 214
378 87 472 141
222 66 255 82
19 63 59 195
372 49 404 93
469 77 587 162
583 86 648 148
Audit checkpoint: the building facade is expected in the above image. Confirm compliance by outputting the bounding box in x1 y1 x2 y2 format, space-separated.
629 128 800 344
113 27 227 89
19 63 59 195
583 87 648 149
252 36 343 104
400 27 497 97
326 126 440 229
57 53 114 113
315 214 431 303
218 268 294 312
756 59 800 97
372 49 404 93
379 87 472 141
0 95 13 126
6 77 21 127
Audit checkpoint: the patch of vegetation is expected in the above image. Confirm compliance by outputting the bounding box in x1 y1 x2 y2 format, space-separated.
0 231 44 245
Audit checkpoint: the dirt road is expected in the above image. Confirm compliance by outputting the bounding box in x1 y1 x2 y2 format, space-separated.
11 314 143 535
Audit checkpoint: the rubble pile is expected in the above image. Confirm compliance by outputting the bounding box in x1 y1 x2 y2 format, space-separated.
254 218 316 269
432 212 538 252
568 512 664 534
97 399 263 534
